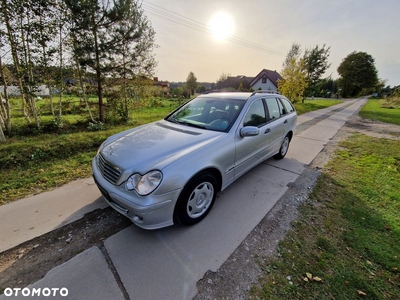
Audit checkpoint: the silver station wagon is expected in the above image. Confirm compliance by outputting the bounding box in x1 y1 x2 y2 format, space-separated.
92 91 297 229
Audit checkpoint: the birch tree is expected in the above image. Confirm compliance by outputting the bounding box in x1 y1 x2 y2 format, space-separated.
278 43 308 103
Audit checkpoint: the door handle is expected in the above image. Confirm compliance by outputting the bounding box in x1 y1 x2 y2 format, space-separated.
284 119 288 124
264 128 271 134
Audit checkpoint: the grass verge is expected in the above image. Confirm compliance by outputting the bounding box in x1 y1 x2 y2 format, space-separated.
359 99 400 125
294 99 342 115
250 134 400 299
0 151 96 204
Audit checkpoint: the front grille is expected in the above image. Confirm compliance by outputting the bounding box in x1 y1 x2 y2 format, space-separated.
98 154 121 185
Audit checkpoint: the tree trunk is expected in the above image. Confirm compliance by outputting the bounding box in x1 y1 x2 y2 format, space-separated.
0 113 6 143
76 59 95 123
23 13 40 128
1 0 30 123
0 56 12 136
58 22 63 119
92 13 104 123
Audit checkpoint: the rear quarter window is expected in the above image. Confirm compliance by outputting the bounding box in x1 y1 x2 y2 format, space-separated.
280 97 295 113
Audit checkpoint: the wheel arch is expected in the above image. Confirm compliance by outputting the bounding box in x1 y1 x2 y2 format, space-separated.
287 130 293 141
188 167 223 192
173 167 222 225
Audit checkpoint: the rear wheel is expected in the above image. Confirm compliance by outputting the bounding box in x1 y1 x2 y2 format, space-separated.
274 134 290 159
174 172 217 226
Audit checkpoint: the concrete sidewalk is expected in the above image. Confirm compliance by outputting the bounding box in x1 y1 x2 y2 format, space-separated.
0 98 366 300
0 178 108 252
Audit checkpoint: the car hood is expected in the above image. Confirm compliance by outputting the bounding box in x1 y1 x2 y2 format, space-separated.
99 120 223 176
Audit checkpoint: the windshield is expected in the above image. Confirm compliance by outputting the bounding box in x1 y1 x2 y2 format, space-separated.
165 97 245 132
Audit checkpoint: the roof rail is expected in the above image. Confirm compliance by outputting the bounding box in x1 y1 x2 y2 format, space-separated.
250 90 281 97
204 89 244 94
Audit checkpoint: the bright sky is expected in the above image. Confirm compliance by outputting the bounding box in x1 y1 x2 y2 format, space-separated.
143 0 400 87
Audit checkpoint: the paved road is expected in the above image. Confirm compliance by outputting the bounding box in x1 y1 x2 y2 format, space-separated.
0 98 366 300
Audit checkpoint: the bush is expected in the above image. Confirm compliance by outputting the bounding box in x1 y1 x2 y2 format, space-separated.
87 121 104 131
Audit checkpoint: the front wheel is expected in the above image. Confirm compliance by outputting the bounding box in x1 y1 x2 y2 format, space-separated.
174 172 217 226
274 134 290 159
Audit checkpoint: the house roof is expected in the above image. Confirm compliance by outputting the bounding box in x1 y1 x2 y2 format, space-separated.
224 75 253 85
249 69 281 87
153 77 169 88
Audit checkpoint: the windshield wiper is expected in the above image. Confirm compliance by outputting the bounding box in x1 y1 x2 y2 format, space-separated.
184 122 207 129
167 118 207 129
166 117 180 124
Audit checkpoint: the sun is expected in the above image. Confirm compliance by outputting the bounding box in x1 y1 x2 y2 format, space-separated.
209 12 234 40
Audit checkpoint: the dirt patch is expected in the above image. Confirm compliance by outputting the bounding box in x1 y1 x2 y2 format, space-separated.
1 113 399 298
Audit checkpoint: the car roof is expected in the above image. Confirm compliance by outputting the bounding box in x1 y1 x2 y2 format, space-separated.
198 91 282 101
198 92 251 101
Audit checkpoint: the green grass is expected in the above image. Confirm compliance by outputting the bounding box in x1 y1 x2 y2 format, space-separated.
359 98 400 125
251 134 400 299
0 151 97 204
293 99 342 115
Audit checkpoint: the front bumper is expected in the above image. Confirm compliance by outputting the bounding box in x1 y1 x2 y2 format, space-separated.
92 158 182 230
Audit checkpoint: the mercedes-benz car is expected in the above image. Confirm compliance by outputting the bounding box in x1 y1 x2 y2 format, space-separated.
92 91 297 229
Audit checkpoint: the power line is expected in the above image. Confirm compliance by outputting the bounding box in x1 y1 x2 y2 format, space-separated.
142 1 284 56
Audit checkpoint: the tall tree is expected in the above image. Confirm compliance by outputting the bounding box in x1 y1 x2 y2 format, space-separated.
186 71 197 96
65 0 157 123
279 43 308 103
278 58 308 103
303 44 331 96
0 0 32 123
30 0 59 118
54 0 71 121
0 15 11 139
1 0 61 128
337 51 378 97
282 42 301 68
106 0 157 121
16 0 43 127
0 54 12 139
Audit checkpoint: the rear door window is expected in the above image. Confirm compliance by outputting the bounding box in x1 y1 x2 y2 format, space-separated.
265 98 281 120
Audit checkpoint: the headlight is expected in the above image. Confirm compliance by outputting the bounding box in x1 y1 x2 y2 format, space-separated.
97 140 107 155
126 170 162 196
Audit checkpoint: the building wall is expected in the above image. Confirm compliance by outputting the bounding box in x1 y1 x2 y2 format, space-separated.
0 85 50 97
251 78 277 91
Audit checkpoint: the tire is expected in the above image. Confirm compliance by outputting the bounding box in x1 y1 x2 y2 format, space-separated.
174 172 217 226
274 134 290 159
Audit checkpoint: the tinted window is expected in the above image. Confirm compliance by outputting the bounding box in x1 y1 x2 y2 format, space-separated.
265 98 281 120
280 97 295 113
243 99 266 127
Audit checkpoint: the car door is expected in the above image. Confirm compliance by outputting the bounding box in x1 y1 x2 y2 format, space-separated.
234 98 271 178
264 97 288 155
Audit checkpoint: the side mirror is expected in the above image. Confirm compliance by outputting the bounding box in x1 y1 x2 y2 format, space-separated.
240 126 259 137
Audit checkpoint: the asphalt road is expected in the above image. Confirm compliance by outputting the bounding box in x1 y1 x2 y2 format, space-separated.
0 98 366 300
